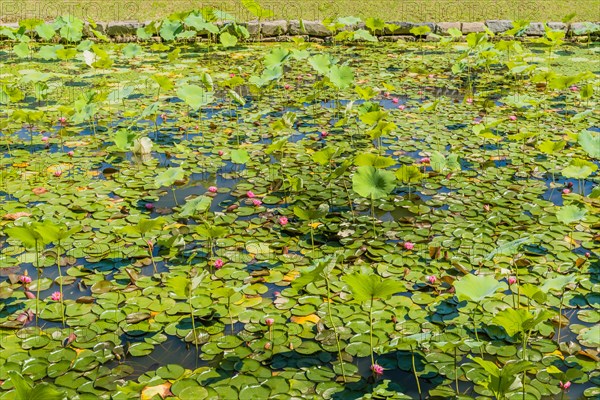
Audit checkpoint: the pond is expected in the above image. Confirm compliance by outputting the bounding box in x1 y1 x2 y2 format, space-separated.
0 21 599 400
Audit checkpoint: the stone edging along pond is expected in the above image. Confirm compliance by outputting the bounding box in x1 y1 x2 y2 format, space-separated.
1 19 599 42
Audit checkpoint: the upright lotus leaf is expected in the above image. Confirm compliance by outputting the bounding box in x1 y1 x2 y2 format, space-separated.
155 167 186 188
119 218 165 237
492 308 554 337
195 224 228 240
352 166 395 199
293 204 328 221
7 371 65 400
365 17 385 34
113 129 136 151
308 54 334 75
176 84 214 110
230 149 250 164
34 23 56 41
5 223 45 248
122 43 142 59
241 0 274 19
468 356 533 400
343 273 402 302
430 151 461 173
577 130 600 159
328 65 354 90
541 274 576 292
34 221 80 244
355 153 396 168
292 256 337 291
561 158 597 179
312 146 338 166
179 196 212 217
410 25 431 36
219 32 238 48
454 274 505 302
395 165 423 184
264 47 290 68
265 136 289 155
537 140 565 154
556 205 587 225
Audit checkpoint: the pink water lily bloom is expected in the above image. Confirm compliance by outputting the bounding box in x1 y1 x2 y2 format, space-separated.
50 292 61 301
252 199 262 207
398 105 406 110
509 115 517 121
466 98 473 104
370 364 384 376
265 318 275 326
403 242 415 250
208 186 218 193
279 216 288 225
562 188 571 194
392 98 399 104
214 259 224 269
19 275 32 284
420 157 430 164
427 275 437 284
247 191 256 198
559 381 571 390
53 170 62 177
508 276 517 285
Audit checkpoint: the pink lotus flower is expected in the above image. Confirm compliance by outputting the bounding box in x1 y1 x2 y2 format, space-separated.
569 86 578 92
32 187 47 195
229 73 235 78
508 276 517 285
428 74 435 78
247 191 256 198
417 90 423 95
427 275 437 284
218 150 224 156
58 117 67 125
265 318 275 326
50 291 61 301
585 252 590 258
253 199 262 207
384 92 390 98
509 115 517 121
67 151 74 157
392 98 399 104
306 73 313 78
559 381 571 390
562 188 571 194
274 291 280 296
214 258 224 269
420 157 430 164
194 125 199 130
264 342 272 350
41 136 49 143
284 84 291 90
279 216 288 225
145 203 154 210
370 364 384 376
466 98 473 104
208 186 218 193
398 105 406 110
403 242 414 250
53 170 62 177
321 130 328 138
19 275 32 284
483 204 491 212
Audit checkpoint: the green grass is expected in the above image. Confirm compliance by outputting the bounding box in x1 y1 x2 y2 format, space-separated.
1 0 598 23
